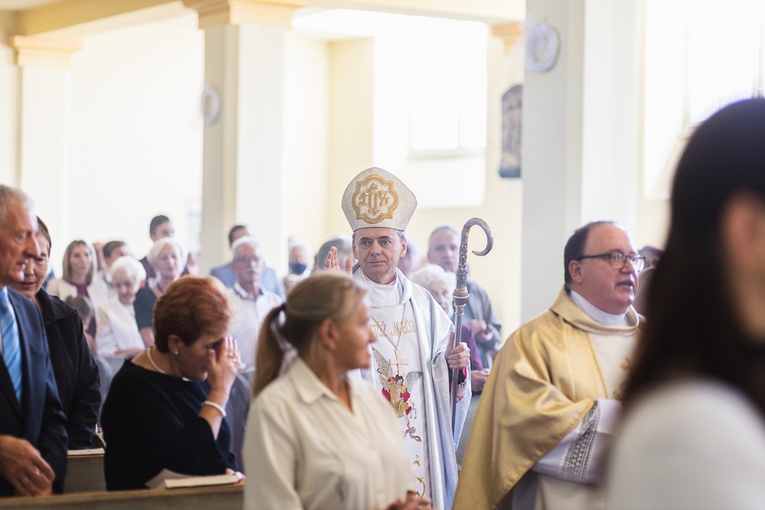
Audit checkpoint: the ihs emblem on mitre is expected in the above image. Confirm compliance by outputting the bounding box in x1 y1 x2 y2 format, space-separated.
352 174 400 224
342 166 417 232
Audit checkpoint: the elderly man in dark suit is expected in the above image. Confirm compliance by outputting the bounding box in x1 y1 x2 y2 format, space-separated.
0 185 67 496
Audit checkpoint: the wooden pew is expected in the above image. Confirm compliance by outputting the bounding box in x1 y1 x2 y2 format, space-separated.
65 450 106 493
0 485 243 510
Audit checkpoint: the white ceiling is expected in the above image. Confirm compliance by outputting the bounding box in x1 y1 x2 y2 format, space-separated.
0 0 60 10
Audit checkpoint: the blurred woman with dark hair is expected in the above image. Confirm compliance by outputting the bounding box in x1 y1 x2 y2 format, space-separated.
607 99 765 508
9 218 101 449
244 272 429 510
101 276 241 490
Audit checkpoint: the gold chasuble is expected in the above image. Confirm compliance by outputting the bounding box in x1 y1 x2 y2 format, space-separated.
453 288 641 510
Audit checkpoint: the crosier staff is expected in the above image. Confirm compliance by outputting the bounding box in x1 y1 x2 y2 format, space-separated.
451 218 494 432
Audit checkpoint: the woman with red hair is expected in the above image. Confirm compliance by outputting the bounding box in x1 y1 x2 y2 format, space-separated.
101 276 242 490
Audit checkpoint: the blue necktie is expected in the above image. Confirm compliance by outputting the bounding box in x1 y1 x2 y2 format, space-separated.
0 291 22 404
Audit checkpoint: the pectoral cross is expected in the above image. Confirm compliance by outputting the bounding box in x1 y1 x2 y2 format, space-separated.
389 348 409 376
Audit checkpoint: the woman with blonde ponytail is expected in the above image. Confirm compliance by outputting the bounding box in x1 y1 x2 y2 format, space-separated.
244 272 430 510
251 302 289 398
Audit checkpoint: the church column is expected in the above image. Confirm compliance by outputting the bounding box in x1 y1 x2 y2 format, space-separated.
521 0 639 320
183 0 305 274
10 36 83 246
487 21 525 333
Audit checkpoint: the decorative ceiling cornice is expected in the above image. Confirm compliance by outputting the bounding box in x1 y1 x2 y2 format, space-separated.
8 34 83 67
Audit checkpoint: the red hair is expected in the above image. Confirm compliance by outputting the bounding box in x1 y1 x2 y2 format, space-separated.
153 276 232 352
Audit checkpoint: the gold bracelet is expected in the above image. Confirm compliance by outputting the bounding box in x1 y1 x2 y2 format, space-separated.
202 400 227 418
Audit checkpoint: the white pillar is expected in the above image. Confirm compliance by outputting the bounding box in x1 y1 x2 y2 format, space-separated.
11 36 82 251
521 0 639 321
236 25 288 271
184 0 303 274
197 23 240 273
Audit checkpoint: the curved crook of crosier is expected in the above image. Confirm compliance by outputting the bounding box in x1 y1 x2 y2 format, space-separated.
463 217 494 257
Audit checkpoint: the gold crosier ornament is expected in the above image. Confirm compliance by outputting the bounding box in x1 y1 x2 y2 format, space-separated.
450 218 493 432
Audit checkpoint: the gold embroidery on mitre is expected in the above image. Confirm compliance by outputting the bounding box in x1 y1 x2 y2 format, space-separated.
351 174 400 224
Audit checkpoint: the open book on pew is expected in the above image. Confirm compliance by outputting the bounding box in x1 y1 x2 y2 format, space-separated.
146 469 242 490
67 448 105 457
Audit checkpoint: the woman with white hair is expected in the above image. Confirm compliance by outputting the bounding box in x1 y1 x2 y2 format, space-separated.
411 264 489 392
96 256 147 359
134 238 187 347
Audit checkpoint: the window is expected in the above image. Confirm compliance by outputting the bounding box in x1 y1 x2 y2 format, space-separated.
686 0 764 124
408 19 488 155
643 0 765 200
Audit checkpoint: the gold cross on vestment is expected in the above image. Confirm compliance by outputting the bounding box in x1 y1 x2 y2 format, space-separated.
389 348 409 376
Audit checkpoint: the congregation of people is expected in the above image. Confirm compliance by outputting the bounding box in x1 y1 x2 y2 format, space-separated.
1 98 765 509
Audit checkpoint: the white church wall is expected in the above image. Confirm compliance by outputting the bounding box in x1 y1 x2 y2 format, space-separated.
0 11 18 187
65 13 203 269
636 0 684 249
371 19 487 209
234 25 290 273
326 37 376 234
282 33 330 266
481 33 524 336
580 0 639 234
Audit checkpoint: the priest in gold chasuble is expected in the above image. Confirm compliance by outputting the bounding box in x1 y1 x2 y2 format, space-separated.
454 221 644 510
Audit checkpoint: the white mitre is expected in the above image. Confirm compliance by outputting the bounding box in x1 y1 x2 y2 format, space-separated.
341 167 417 232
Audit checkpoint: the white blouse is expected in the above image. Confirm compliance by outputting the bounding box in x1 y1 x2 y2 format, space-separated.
46 277 110 311
95 296 144 358
607 378 765 510
244 358 415 510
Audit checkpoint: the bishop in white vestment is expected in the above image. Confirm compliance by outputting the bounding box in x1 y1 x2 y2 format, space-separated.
338 167 472 510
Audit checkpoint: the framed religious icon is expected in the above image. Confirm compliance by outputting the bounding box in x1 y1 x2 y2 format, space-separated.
499 84 522 178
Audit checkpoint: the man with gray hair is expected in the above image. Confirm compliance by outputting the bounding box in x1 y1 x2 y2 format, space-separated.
427 225 502 368
228 236 283 371
210 224 285 299
330 167 471 510
0 185 67 496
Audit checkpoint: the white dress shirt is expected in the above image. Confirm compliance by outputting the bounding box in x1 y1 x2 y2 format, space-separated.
244 358 415 510
228 282 282 370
